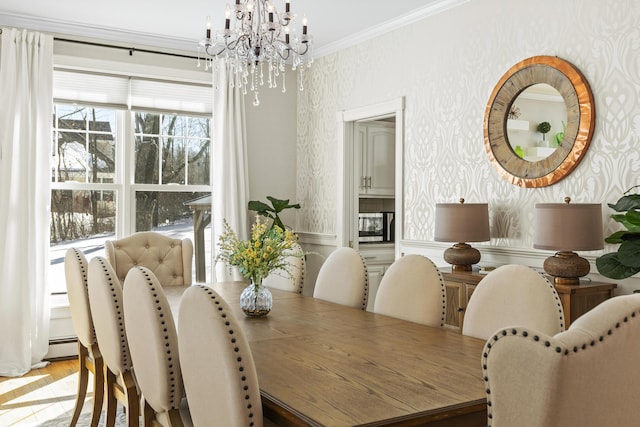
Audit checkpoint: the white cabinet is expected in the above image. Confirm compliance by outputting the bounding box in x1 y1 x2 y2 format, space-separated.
359 244 395 311
358 122 395 197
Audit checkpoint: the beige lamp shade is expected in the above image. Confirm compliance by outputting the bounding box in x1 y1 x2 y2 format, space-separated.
534 203 604 252
534 200 604 285
434 203 490 243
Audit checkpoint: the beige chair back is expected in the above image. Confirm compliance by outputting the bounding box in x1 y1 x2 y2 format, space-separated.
65 248 96 349
313 247 369 309
483 294 640 427
178 285 264 427
65 248 105 427
373 255 446 326
105 231 193 287
262 243 305 293
462 264 565 340
123 266 185 424
87 256 132 376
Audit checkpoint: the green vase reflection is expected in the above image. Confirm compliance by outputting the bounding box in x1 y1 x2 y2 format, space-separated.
514 145 525 159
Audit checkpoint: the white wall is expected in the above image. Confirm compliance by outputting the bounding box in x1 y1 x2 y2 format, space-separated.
244 70 299 229
296 0 640 293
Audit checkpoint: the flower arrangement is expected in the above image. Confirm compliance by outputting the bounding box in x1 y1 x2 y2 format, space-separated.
217 216 299 288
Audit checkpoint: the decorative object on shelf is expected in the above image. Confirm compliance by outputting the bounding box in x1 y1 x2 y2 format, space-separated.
534 197 604 285
217 216 299 316
537 121 551 142
198 0 313 106
508 105 521 120
514 145 525 159
248 195 300 231
435 199 490 272
554 120 566 147
596 186 640 280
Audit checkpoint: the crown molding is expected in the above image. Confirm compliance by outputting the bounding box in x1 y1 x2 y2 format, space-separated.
2 0 469 59
0 12 197 54
312 0 469 58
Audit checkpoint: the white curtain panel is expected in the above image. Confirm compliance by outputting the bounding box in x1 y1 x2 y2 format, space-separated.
211 60 250 282
0 28 53 376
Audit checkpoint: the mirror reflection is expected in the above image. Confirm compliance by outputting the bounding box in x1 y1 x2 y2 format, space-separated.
507 84 568 162
484 56 595 188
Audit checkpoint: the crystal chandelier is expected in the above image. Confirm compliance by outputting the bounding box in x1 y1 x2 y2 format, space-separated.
198 0 313 106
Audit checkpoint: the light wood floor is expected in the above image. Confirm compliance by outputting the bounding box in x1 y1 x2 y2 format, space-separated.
0 358 90 426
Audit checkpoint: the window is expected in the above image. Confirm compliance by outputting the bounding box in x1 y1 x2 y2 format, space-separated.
49 69 213 294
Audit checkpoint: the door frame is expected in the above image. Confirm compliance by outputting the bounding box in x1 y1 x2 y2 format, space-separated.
336 97 405 259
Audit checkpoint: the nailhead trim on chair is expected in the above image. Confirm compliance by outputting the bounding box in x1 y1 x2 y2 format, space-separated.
95 257 131 369
298 253 306 294
481 308 640 425
135 266 181 410
71 248 97 343
194 284 258 426
534 270 566 331
357 251 370 311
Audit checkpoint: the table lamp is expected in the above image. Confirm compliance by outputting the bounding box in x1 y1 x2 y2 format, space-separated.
534 197 603 285
435 199 490 272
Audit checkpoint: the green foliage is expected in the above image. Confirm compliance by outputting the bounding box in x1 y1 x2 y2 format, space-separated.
248 196 300 231
596 185 640 280
537 121 551 134
554 121 566 147
216 217 298 286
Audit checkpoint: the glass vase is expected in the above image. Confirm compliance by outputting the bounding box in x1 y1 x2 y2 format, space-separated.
240 280 273 317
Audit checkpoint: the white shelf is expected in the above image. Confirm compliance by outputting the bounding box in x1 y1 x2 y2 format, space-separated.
507 119 529 131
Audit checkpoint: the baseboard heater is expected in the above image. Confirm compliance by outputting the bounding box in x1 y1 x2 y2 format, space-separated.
45 337 78 361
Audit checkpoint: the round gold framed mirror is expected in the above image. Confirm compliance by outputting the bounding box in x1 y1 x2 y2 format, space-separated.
484 56 595 187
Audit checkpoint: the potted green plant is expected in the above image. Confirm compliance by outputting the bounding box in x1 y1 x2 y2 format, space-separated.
248 196 300 231
537 121 551 142
596 185 640 280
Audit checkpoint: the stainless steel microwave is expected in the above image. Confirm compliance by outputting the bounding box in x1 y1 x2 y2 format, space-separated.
358 212 394 243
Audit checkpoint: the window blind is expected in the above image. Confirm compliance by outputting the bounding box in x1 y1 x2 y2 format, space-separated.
53 69 212 115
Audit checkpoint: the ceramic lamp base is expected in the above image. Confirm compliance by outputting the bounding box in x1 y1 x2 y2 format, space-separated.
543 251 590 286
444 243 481 272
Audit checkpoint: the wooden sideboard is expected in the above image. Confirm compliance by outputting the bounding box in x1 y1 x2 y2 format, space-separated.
441 270 617 332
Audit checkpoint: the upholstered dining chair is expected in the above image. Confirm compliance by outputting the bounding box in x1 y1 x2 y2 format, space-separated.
262 242 305 293
483 293 640 427
87 256 140 427
123 266 192 427
312 247 369 309
64 248 104 427
104 231 193 287
462 264 565 340
373 254 447 327
178 284 270 427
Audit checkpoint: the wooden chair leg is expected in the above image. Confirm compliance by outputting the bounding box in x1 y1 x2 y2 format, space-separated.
121 371 140 427
104 367 118 427
89 345 105 427
70 342 89 427
167 408 185 427
142 398 155 427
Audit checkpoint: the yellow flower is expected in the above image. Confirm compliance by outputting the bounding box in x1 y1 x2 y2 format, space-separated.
216 216 302 285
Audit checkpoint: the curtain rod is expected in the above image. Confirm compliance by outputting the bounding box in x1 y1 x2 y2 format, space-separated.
1 28 199 60
55 37 199 60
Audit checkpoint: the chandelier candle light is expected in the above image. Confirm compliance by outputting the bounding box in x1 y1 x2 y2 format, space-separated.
199 0 313 106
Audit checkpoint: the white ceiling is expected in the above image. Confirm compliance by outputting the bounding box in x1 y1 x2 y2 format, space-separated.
0 0 463 57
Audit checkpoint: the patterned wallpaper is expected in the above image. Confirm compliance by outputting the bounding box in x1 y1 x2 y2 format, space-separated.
296 0 640 255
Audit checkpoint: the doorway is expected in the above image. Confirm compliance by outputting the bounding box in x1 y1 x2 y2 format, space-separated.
337 98 405 310
337 97 404 256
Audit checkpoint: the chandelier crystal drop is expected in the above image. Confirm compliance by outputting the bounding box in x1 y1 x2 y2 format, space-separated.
198 0 313 106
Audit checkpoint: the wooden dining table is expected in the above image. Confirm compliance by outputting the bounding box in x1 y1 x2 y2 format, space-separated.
168 282 488 427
